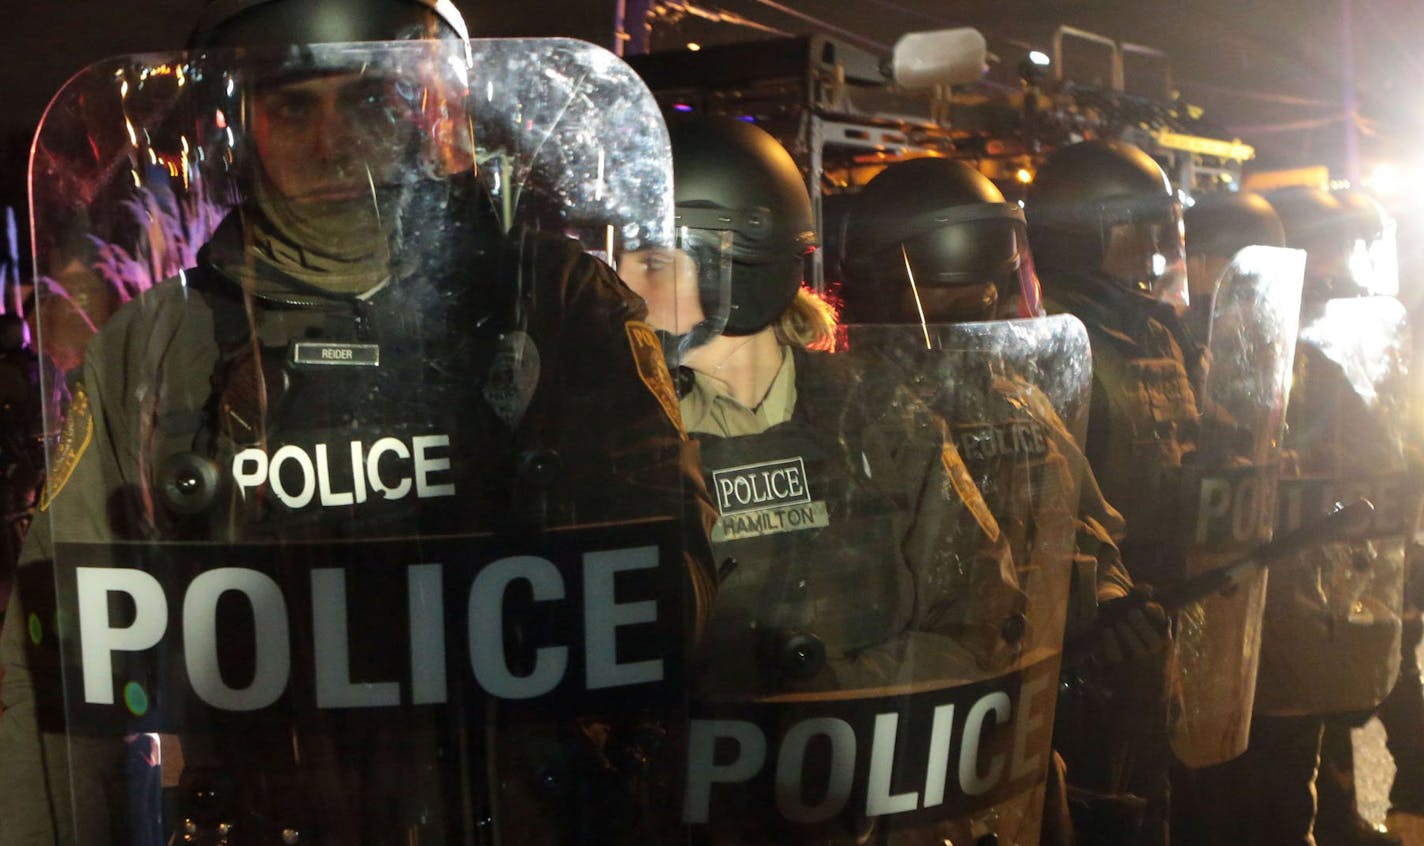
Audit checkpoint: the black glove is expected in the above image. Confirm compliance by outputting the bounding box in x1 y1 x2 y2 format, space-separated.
1096 589 1170 664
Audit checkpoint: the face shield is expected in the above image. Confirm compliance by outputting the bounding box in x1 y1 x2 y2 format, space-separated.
1096 195 1188 309
192 41 477 295
1345 215 1399 297
887 203 1044 325
242 43 474 191
616 224 733 366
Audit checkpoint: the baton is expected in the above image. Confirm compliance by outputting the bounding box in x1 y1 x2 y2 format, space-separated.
1064 498 1376 663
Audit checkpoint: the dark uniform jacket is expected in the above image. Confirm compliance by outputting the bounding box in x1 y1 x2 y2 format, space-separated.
0 214 716 845
1047 290 1200 589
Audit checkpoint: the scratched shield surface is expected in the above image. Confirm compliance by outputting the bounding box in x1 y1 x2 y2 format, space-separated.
27 39 695 844
683 319 1089 845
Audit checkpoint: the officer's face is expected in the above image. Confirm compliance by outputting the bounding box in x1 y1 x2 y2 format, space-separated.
906 282 999 323
618 248 707 333
251 72 414 202
1187 253 1231 300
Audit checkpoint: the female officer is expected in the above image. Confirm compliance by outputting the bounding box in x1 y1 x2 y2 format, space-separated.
620 114 1026 843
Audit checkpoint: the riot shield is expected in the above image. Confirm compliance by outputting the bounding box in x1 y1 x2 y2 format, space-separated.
680 321 1085 845
1254 295 1415 716
471 40 673 257
1171 245 1305 767
20 39 702 844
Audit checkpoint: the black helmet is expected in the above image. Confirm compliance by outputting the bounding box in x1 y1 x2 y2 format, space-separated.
190 0 469 48
1181 191 1285 342
1264 185 1373 299
1331 187 1398 296
1264 185 1338 250
838 157 1042 323
667 115 816 335
1025 139 1187 308
1333 187 1389 242
1184 191 1285 259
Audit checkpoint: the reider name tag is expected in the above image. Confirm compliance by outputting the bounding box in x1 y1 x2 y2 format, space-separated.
291 342 381 368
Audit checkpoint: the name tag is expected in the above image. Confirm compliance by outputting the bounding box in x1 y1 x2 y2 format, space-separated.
291 342 381 368
710 457 829 541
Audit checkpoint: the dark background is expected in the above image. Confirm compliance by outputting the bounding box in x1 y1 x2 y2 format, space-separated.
2 0 1419 229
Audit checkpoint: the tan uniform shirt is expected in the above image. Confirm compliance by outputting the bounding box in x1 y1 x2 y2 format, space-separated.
680 346 796 436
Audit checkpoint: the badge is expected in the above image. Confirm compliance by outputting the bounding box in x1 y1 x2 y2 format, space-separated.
625 321 684 435
40 385 94 511
482 331 540 428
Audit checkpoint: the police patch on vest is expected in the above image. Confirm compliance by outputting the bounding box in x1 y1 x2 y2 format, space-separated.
941 441 1001 543
955 420 1049 463
625 321 684 435
710 457 829 541
41 386 94 511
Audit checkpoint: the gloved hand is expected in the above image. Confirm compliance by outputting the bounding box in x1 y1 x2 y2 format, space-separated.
1096 589 1170 664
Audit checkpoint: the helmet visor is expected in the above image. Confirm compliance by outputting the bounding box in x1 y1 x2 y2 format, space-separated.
894 205 1045 323
616 226 733 365
1100 199 1188 309
1346 216 1399 296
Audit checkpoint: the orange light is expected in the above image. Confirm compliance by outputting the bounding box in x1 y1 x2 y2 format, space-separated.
1015 168 1034 184
686 42 702 52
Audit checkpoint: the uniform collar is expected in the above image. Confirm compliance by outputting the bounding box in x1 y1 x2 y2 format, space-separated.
682 345 797 437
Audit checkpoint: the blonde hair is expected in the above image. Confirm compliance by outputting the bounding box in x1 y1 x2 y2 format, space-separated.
773 286 839 352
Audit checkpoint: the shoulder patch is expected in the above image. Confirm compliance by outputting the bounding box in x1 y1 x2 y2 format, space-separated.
40 386 94 511
625 321 686 435
940 437 1002 543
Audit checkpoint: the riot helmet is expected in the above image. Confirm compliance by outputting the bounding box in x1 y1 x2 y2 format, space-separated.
619 114 815 350
1025 139 1187 309
1184 191 1285 300
190 0 469 48
671 114 816 335
839 157 1043 324
1265 185 1378 300
1333 187 1398 296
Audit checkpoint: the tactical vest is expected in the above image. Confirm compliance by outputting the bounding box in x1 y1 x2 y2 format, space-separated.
692 352 916 698
110 246 676 845
138 257 553 544
1084 321 1199 584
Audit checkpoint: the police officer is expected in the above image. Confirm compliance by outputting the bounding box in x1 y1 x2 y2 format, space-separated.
1168 189 1308 846
0 2 715 843
835 156 1167 652
1331 185 1424 843
1024 139 1196 846
619 115 1026 844
1248 184 1409 846
837 155 1171 845
1183 190 1288 347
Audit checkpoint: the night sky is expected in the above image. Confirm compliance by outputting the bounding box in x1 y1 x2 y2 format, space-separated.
2 0 1418 203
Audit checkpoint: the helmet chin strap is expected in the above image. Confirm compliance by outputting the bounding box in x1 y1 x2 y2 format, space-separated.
655 320 723 371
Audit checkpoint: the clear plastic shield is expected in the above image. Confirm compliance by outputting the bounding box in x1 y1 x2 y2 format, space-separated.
1171 245 1305 767
1255 295 1415 716
21 39 701 844
469 39 674 258
680 322 1084 845
616 227 734 367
